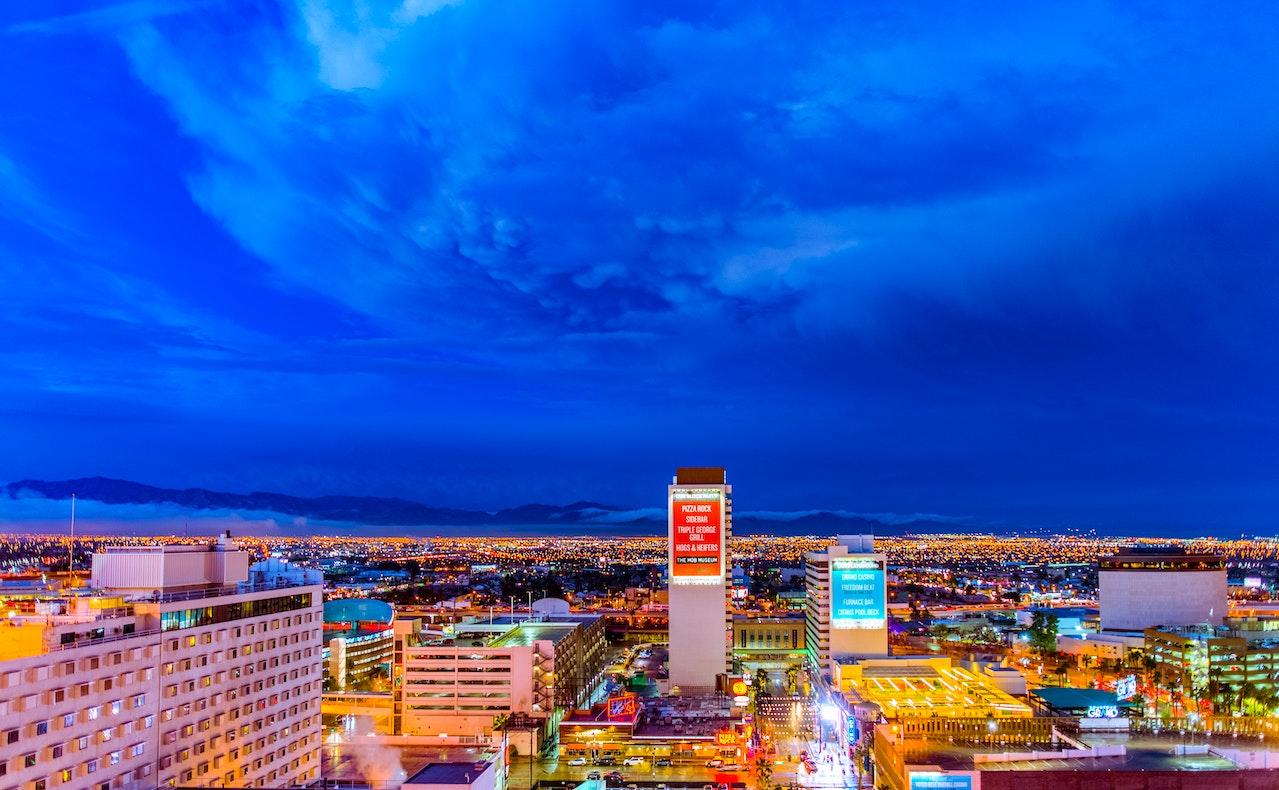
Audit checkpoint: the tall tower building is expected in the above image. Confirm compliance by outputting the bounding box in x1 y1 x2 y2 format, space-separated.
805 535 888 680
667 467 731 691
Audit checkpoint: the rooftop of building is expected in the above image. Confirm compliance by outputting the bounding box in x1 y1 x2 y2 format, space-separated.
732 613 805 623
489 621 580 647
908 740 1239 773
405 761 493 786
1099 546 1225 569
838 656 1032 719
406 616 595 649
322 598 394 642
1029 687 1135 712
674 466 726 485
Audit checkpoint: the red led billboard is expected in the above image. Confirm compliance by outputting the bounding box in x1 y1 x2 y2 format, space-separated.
671 496 722 578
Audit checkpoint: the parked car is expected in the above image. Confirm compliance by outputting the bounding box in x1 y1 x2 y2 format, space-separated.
604 771 625 783
596 756 618 766
569 757 588 766
587 771 602 781
622 757 644 766
705 758 724 768
655 757 673 767
721 763 742 771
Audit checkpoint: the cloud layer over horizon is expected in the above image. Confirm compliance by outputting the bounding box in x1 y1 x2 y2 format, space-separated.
2 1 1278 532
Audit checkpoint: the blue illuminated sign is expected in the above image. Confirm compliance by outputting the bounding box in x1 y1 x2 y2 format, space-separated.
830 558 885 629
909 773 972 790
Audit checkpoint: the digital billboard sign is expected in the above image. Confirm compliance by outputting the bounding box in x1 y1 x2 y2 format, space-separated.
831 557 886 629
909 774 972 790
670 489 723 582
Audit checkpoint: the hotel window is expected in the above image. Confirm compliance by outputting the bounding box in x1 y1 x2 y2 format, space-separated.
51 745 63 760
34 722 47 736
6 728 19 744
24 753 37 768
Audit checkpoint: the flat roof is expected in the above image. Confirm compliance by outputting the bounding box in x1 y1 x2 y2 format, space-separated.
1030 687 1128 710
405 761 491 785
907 737 1242 773
490 622 579 647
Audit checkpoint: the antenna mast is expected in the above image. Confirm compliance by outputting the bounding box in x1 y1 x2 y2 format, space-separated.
69 493 76 577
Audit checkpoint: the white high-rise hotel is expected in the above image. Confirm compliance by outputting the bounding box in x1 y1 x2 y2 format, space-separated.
667 467 732 691
0 536 323 790
805 534 889 680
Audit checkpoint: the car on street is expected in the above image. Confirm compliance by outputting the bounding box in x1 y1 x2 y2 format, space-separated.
721 763 742 771
568 757 588 766
654 757 672 767
704 758 723 768
604 770 625 783
587 771 601 781
622 757 644 766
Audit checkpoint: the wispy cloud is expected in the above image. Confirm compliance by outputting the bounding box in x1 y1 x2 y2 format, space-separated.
2 2 1279 525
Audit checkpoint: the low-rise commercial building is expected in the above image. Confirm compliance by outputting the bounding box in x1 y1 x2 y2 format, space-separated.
732 615 806 654
322 599 394 691
836 656 1032 720
391 614 607 749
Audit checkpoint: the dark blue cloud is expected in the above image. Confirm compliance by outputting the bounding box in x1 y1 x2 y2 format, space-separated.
1 1 1278 532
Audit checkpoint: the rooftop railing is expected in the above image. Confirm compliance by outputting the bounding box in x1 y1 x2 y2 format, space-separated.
47 626 162 653
145 578 317 605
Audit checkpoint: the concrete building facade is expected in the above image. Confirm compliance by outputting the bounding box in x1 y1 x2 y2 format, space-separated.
805 535 889 680
666 467 732 692
1098 547 1227 632
391 616 607 748
0 538 323 790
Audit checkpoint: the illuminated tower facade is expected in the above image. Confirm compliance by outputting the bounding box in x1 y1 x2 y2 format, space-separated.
667 467 732 691
805 534 889 680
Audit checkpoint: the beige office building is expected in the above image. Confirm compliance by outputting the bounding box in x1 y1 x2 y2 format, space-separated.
0 537 323 789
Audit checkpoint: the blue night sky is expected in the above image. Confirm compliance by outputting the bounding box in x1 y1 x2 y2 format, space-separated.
1 1 1278 532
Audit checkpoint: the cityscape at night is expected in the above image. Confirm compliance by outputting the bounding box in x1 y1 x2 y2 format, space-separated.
4 2 1279 790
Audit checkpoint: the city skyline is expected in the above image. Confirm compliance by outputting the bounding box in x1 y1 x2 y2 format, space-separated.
4 2 1279 531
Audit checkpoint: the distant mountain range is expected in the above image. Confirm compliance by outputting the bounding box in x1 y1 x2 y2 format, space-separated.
0 476 976 536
